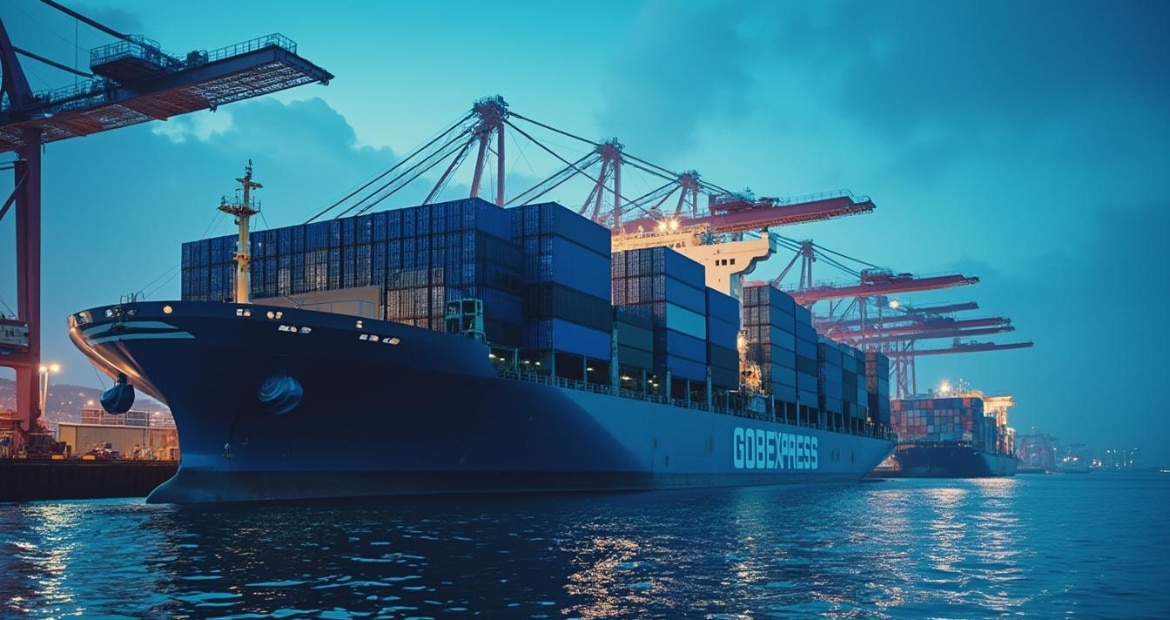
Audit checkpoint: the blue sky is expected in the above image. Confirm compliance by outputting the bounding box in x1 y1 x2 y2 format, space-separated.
2 0 1167 464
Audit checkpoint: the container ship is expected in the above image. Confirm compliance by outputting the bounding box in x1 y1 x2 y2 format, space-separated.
68 166 895 503
875 382 1018 478
1016 430 1059 473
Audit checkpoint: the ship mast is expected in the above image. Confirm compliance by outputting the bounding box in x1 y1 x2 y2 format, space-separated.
219 160 262 304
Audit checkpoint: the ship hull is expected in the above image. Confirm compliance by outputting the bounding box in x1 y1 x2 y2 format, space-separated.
69 301 895 503
881 443 1019 478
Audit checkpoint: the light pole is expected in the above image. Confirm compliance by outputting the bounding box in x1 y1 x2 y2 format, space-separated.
38 362 59 426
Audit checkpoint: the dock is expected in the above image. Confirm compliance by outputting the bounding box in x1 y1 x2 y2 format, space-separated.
0 459 177 502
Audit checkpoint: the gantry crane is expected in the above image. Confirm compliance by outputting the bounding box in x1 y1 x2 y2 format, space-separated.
0 1 331 452
759 236 1032 397
817 296 1033 397
883 338 1035 397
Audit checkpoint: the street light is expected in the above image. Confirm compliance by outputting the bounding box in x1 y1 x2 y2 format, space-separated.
39 363 60 420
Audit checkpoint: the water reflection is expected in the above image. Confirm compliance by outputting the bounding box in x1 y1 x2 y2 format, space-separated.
0 501 174 618
3 474 1161 619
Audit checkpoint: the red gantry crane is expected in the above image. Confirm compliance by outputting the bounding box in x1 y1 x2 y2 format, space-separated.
762 236 1032 397
0 1 331 454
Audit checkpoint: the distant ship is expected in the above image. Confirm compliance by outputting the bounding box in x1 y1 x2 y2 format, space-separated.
873 382 1018 478
1016 430 1059 474
69 165 896 503
1056 443 1092 474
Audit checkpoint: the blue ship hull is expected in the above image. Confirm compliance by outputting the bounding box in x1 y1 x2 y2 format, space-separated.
69 301 895 503
881 443 1018 478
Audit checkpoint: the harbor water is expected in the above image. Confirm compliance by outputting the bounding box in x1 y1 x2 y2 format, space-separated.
2 472 1166 619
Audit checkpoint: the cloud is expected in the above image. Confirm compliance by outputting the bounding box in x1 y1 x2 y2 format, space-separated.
596 0 759 161
152 108 235 143
917 200 1170 465
809 1 1170 136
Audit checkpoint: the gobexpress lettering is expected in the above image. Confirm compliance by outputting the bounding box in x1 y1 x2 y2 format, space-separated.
733 427 818 470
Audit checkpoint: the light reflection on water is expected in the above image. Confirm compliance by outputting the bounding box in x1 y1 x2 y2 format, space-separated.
1 473 1168 619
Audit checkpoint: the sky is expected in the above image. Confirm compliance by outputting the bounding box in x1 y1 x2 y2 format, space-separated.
1 0 1167 464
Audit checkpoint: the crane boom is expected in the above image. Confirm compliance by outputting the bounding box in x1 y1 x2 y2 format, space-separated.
884 341 1035 358
0 34 333 152
788 273 979 305
821 316 1013 339
849 325 1015 345
618 191 874 236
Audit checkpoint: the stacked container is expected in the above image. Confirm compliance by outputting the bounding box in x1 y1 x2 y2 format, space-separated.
865 350 892 426
891 397 984 445
613 305 654 368
740 283 800 404
793 303 818 406
611 247 708 383
511 202 613 362
839 344 868 425
816 336 845 415
182 197 525 347
705 287 740 389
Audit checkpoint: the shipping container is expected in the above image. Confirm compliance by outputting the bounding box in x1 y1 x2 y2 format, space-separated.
520 283 610 332
657 355 707 382
614 246 705 288
615 320 653 353
521 236 611 301
705 316 739 351
706 343 738 372
617 345 654 370
511 202 610 255
523 319 611 360
654 328 706 363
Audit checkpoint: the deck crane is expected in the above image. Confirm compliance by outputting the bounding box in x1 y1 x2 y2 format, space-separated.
0 2 331 453
307 95 879 298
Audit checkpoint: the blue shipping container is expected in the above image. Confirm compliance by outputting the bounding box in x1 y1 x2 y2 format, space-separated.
523 236 611 300
705 287 740 326
655 328 706 363
657 355 707 382
524 318 611 359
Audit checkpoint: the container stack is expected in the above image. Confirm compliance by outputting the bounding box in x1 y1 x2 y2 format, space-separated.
891 397 983 444
183 197 526 347
613 305 655 381
384 266 445 329
840 345 868 427
816 336 845 415
865 350 891 426
741 283 799 403
793 304 819 407
705 287 740 389
611 247 708 384
512 202 613 366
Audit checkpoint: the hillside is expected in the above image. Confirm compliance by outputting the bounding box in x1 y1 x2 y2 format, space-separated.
0 377 169 426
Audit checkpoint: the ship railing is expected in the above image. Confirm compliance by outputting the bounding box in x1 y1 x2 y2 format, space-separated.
499 368 714 411
496 368 900 440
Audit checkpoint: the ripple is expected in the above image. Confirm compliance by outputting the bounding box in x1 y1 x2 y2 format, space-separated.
2 476 1168 618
